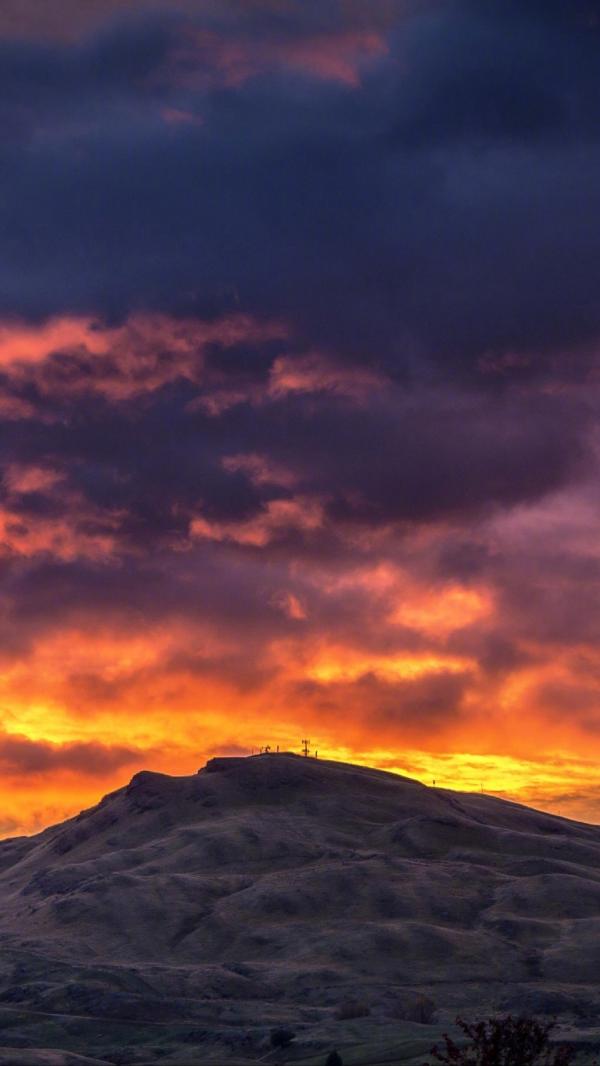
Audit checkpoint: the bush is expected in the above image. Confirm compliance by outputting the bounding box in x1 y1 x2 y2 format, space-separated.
426 1015 575 1066
389 992 436 1024
325 1052 344 1066
334 999 370 1020
270 1027 296 1049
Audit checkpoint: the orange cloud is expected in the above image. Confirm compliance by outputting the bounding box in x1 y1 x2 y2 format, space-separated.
190 496 324 547
0 318 108 365
4 463 63 494
297 646 472 683
271 591 308 621
0 507 120 561
3 598 600 836
170 25 388 90
0 313 286 402
221 452 297 488
390 584 493 636
3 458 600 836
0 314 386 421
269 351 385 400
276 30 388 87
0 465 122 561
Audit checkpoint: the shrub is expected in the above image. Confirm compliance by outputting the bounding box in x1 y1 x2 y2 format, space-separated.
270 1027 296 1049
389 992 436 1024
426 1015 575 1066
334 999 370 1021
325 1052 344 1066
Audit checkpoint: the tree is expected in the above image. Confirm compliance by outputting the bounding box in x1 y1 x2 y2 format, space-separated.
270 1027 296 1049
426 1016 575 1066
325 1051 344 1066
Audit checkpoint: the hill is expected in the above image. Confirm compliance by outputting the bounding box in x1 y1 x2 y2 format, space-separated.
0 753 599 1064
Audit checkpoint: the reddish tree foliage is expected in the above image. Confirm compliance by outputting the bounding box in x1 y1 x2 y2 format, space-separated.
426 1016 575 1066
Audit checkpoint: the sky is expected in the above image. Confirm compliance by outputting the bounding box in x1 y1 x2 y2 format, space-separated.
2 0 600 835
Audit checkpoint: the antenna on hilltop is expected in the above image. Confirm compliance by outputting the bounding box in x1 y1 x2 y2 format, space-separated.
301 738 310 757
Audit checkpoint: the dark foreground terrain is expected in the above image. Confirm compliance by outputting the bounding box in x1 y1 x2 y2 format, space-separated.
0 754 599 1064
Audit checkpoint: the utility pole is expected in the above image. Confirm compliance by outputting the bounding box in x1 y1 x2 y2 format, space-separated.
301 738 310 757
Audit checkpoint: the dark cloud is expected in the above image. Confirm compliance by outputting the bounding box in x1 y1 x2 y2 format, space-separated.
0 0 598 381
0 358 588 553
0 0 600 815
294 668 472 736
0 734 144 775
0 0 404 43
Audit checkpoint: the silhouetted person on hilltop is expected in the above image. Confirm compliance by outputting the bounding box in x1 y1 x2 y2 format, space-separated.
325 1051 343 1066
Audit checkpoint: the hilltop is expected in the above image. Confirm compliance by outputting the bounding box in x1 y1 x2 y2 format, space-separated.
0 753 599 1064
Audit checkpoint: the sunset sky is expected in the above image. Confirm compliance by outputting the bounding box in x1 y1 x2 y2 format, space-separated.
2 0 600 835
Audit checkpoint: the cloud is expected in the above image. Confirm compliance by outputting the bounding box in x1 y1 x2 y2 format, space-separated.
191 495 324 547
0 0 597 381
288 667 473 747
0 0 399 48
1 0 600 831
0 733 144 775
0 307 585 567
268 352 384 400
0 313 285 402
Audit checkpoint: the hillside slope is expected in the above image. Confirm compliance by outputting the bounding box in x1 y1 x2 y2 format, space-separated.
0 753 599 1064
